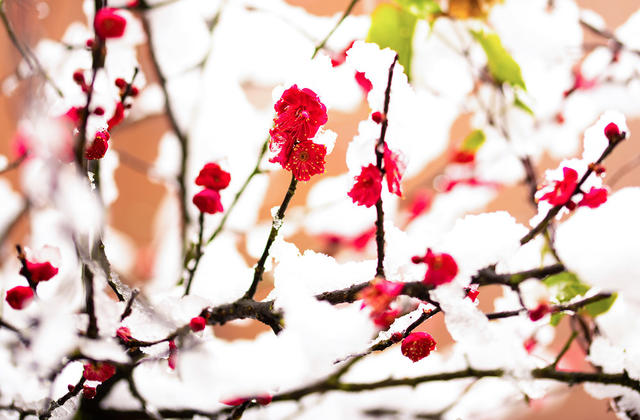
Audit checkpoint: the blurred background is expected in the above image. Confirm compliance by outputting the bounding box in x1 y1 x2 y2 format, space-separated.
0 0 638 418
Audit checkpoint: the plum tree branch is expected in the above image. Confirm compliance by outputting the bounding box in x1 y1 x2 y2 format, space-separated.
520 138 623 245
374 54 398 278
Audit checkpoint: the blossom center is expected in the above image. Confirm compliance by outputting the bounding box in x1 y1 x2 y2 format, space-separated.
298 150 309 161
432 256 443 269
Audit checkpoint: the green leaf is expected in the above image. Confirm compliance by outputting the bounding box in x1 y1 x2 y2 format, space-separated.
461 129 486 152
367 3 417 78
543 272 590 303
395 0 441 19
583 293 618 318
514 94 534 116
470 30 526 90
550 312 564 327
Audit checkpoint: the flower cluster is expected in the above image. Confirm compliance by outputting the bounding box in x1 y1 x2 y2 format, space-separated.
348 138 405 207
269 85 328 181
72 7 137 163
538 123 623 210
192 162 230 214
6 249 58 310
539 166 608 210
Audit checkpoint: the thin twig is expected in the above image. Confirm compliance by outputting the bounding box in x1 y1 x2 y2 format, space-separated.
0 318 29 345
549 331 578 369
0 153 27 175
486 292 613 320
373 54 399 278
16 244 36 289
243 174 298 300
140 14 190 245
340 308 441 362
120 289 140 321
0 0 63 97
311 0 360 59
181 139 268 292
471 263 565 289
207 139 268 245
579 18 640 57
183 212 204 296
608 152 640 187
521 138 623 245
40 376 86 419
82 265 99 338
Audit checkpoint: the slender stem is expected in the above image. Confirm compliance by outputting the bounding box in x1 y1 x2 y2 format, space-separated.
0 1 63 97
609 152 640 187
550 331 578 369
40 377 86 419
207 139 268 245
471 263 565 288
532 366 640 392
311 0 360 59
373 54 399 278
183 212 204 296
96 239 126 302
579 18 640 56
0 154 27 175
261 364 640 411
520 155 539 205
83 265 99 339
0 318 29 345
243 174 298 300
16 244 36 289
126 374 158 419
120 289 140 321
228 401 251 420
486 292 613 320
271 367 504 402
140 14 190 246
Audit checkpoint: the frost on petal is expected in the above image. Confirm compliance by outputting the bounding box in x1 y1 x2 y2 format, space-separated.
556 188 640 302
